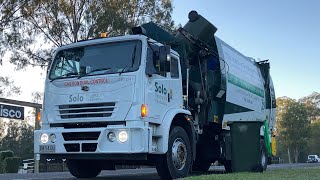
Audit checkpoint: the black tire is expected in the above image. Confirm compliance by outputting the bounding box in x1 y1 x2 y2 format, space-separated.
260 139 268 171
268 157 272 165
156 126 192 180
192 160 211 172
223 160 232 173
67 159 102 178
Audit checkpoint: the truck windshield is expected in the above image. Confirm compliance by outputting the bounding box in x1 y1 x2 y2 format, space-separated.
49 40 141 80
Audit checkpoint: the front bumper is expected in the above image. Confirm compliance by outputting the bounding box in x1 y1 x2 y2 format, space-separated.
34 126 151 157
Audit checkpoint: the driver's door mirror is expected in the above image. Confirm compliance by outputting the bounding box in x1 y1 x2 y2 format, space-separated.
145 45 171 77
159 45 171 73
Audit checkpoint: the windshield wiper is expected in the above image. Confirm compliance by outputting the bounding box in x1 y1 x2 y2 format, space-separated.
78 67 112 79
119 45 136 75
50 72 79 82
63 72 79 77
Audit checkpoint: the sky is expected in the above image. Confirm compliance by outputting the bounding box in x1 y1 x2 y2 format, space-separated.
1 0 319 102
172 0 320 99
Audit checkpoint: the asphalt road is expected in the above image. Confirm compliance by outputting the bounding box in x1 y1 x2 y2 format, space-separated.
1 163 320 180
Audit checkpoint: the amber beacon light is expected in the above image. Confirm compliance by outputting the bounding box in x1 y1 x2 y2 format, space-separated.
100 32 108 38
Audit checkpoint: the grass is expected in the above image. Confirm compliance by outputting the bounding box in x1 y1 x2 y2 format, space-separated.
185 166 320 180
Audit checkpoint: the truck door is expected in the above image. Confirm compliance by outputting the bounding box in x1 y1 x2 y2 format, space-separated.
168 55 183 109
145 52 182 124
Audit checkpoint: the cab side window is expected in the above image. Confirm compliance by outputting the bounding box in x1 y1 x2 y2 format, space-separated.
146 47 167 77
170 57 179 78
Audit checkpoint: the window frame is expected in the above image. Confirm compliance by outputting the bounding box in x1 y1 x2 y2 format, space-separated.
170 56 180 79
48 40 142 80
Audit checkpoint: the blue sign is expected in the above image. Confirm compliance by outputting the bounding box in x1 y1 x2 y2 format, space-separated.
0 103 24 120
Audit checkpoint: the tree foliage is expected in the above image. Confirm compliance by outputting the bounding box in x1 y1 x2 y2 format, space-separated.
3 0 174 69
276 93 320 163
307 121 320 155
0 120 34 160
0 92 42 159
299 92 320 123
0 76 21 97
276 97 309 163
300 92 320 155
0 1 26 96
0 0 27 64
31 91 43 104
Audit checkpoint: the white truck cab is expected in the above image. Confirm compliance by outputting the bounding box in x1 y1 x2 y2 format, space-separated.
35 35 192 178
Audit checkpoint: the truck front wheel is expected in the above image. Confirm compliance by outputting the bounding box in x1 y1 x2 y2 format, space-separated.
156 126 192 179
67 159 102 178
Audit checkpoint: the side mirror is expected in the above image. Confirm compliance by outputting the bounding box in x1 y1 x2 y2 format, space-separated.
159 45 171 72
85 66 93 73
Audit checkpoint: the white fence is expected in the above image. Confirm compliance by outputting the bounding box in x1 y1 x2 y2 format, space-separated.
18 159 34 174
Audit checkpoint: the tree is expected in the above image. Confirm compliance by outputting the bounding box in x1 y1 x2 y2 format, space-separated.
0 0 27 64
0 1 27 97
31 91 43 104
276 97 309 163
299 92 320 156
0 120 34 160
299 92 320 123
0 76 21 97
4 0 174 69
0 119 6 138
307 121 320 155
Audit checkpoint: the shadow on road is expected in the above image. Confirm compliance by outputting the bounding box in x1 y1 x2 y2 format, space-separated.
64 168 226 180
91 168 226 180
2 164 320 180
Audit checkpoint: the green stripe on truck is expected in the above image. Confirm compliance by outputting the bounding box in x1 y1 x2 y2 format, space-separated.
228 73 264 98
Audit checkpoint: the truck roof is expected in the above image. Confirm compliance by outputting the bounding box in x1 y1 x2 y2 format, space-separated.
56 35 148 51
55 34 180 58
55 34 180 57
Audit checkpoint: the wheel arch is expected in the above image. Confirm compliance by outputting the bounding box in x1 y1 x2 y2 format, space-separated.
157 109 196 160
260 125 265 137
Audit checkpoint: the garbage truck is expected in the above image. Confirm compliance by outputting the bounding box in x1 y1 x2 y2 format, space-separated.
34 11 276 179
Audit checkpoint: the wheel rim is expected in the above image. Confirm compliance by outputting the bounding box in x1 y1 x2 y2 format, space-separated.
261 151 266 166
172 138 187 170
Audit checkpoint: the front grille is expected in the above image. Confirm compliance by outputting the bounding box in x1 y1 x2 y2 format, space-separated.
50 121 125 129
58 102 116 119
62 132 100 141
82 143 98 152
64 143 80 152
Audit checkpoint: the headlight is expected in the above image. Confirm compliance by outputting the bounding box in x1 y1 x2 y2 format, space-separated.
49 134 56 143
107 132 116 142
40 133 49 144
118 131 128 143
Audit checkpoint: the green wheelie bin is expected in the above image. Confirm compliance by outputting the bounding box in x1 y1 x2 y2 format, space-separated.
228 121 264 172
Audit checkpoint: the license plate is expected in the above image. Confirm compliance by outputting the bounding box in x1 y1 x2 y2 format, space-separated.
39 145 55 153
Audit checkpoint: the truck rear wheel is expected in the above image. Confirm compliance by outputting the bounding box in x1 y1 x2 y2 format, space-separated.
67 159 102 178
156 126 192 179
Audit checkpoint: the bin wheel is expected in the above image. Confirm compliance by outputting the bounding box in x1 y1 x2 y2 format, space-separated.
156 126 192 179
260 139 268 171
224 160 232 173
67 159 102 178
192 160 211 172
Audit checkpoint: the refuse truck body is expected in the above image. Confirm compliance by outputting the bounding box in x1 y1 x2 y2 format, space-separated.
34 11 276 179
